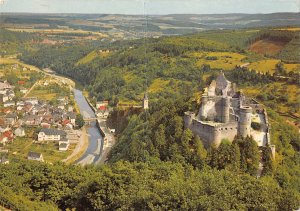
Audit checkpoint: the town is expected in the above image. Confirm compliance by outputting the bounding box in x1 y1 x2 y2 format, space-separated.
0 62 84 164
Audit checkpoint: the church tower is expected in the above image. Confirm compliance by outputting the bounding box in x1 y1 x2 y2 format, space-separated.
143 92 149 110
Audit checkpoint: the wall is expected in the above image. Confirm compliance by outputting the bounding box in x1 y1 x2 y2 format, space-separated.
188 118 238 147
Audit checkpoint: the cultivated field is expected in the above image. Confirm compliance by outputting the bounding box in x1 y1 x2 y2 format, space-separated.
249 39 287 56
188 51 246 70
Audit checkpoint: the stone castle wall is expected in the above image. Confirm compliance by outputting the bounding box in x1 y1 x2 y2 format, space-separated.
185 113 238 147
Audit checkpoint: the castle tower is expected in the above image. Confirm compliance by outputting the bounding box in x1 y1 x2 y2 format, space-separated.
184 112 195 129
199 94 208 120
221 97 230 123
143 92 149 110
238 106 252 137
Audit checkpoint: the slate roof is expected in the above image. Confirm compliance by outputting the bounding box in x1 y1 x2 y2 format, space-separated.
28 151 42 159
40 128 67 136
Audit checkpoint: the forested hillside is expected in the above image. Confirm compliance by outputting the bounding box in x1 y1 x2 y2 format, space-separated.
0 159 299 210
0 29 40 55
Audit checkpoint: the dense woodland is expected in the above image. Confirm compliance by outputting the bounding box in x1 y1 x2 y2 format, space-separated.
0 28 299 210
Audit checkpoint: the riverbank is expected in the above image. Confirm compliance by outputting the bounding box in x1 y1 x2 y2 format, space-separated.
96 117 116 164
62 126 89 164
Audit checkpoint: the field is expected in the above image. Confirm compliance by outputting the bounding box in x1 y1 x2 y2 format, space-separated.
76 50 111 66
276 27 300 31
6 137 74 164
0 57 41 72
247 59 300 74
188 51 246 70
148 78 171 93
247 59 280 73
243 82 299 115
7 28 107 37
27 81 70 101
249 39 287 56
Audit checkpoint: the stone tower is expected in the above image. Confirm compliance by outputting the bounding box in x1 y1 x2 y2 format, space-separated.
198 94 208 120
238 106 252 137
221 97 230 123
143 92 149 110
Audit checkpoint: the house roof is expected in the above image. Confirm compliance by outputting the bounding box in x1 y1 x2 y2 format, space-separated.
6 113 17 119
0 82 13 90
40 128 67 136
59 143 68 148
15 127 25 133
28 151 42 159
0 156 9 163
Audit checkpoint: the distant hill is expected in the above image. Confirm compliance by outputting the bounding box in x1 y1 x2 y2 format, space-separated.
1 12 300 39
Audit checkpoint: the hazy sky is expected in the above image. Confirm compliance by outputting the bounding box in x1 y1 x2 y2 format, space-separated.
0 0 299 14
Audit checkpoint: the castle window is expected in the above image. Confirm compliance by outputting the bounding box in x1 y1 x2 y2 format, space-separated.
225 128 227 130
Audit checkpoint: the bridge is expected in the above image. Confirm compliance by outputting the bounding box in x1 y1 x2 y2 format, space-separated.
84 117 97 124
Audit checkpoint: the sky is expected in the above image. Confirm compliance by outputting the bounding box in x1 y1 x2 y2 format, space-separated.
0 0 299 15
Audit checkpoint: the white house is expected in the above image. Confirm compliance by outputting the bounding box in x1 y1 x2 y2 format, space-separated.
24 97 39 105
38 128 67 142
28 152 44 162
59 139 70 151
4 101 15 108
14 127 26 137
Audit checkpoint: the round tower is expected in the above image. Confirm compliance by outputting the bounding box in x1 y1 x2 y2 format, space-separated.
238 106 252 137
221 97 230 123
184 112 195 129
212 127 221 147
199 94 208 120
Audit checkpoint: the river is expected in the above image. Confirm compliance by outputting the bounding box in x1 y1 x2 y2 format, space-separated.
73 89 103 165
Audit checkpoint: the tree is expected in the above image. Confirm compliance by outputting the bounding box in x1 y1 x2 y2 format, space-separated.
75 114 84 128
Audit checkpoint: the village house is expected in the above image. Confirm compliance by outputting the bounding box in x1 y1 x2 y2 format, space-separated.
0 131 14 145
14 127 26 137
57 96 69 105
23 114 41 126
20 88 28 94
5 113 18 126
38 128 67 142
4 101 15 108
0 94 9 103
0 81 14 94
27 152 44 162
59 139 70 151
0 136 8 145
0 156 9 164
96 101 109 118
67 112 76 125
24 97 39 105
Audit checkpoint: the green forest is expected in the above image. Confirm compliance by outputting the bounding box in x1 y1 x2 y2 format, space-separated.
0 28 299 210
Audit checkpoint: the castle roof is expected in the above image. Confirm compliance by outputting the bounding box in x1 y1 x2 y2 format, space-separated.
216 72 231 91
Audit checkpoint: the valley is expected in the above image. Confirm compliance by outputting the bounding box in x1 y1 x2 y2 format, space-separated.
0 12 299 211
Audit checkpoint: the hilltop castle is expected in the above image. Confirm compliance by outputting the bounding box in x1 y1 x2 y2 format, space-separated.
184 72 273 150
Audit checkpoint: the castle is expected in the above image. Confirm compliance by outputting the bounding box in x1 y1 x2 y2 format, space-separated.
184 72 273 150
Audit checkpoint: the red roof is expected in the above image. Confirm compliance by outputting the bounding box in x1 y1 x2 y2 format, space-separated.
18 81 26 85
62 119 71 125
99 105 106 111
3 131 13 140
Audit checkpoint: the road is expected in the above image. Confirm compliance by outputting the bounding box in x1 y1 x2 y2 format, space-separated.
96 117 116 164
